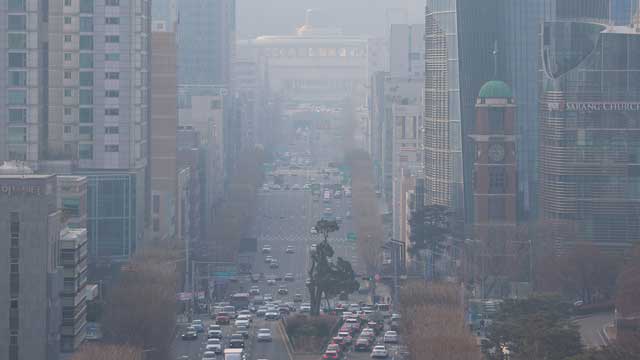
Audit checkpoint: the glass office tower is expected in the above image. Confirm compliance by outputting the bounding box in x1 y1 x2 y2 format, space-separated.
540 0 640 252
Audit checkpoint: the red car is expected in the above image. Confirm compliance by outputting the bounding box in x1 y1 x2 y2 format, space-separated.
322 350 340 359
215 313 230 325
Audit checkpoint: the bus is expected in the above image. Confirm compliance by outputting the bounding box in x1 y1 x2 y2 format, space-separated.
230 293 250 310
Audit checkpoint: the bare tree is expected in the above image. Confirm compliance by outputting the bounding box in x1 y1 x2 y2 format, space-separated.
347 149 384 275
399 282 482 360
102 252 179 360
71 344 143 360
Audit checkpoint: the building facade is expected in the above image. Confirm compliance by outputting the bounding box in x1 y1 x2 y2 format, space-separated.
540 0 640 252
0 169 63 360
58 175 88 229
149 26 178 245
59 228 88 353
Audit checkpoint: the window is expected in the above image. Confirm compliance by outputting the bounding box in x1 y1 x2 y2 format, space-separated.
105 108 119 116
79 71 93 86
79 53 93 68
79 90 93 105
489 108 504 133
79 126 93 140
79 17 93 32
64 125 72 134
8 34 26 49
153 194 160 214
8 109 26 124
8 53 26 68
64 16 72 24
9 0 25 11
64 88 73 97
8 127 27 144
153 218 160 232
105 53 120 61
488 198 506 221
79 0 93 13
64 35 72 43
8 71 26 86
65 0 72 5
64 53 72 62
105 90 119 98
105 72 119 79
105 126 119 134
62 198 80 216
64 107 72 116
80 35 93 50
210 100 222 109
8 15 26 30
106 0 119 5
79 144 93 159
489 167 506 194
64 71 72 79
105 144 119 152
106 17 120 24
105 35 120 43
79 108 93 123
8 90 26 105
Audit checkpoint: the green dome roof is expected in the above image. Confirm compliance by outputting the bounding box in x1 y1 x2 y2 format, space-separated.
478 80 513 99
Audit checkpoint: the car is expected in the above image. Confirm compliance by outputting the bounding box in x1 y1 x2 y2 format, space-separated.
285 246 295 254
277 287 288 295
207 330 222 339
310 244 317 252
215 313 231 325
267 279 276 286
249 286 260 295
322 350 340 359
181 329 198 341
265 311 280 320
229 333 245 348
326 344 342 356
383 331 398 343
234 319 250 327
264 255 273 263
354 338 372 351
337 331 353 344
269 260 279 269
331 336 345 348
236 324 250 339
278 304 291 315
264 294 273 301
257 328 272 342
191 320 205 333
208 324 222 331
305 278 312 286
284 273 294 281
310 227 318 234
262 245 272 254
299 303 311 313
371 345 389 358
346 211 351 218
202 351 217 360
360 328 375 340
205 341 223 354
293 294 303 302
391 313 401 321
292 184 301 190
256 307 267 317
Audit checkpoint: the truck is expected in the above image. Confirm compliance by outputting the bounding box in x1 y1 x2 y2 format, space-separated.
224 348 246 360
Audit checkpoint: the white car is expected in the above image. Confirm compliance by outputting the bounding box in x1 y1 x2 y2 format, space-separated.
371 345 389 358
257 328 273 342
202 351 216 360
299 303 311 313
267 279 276 286
234 319 250 327
310 227 318 234
236 314 252 322
383 331 398 343
265 311 280 320
205 341 222 354
262 245 272 254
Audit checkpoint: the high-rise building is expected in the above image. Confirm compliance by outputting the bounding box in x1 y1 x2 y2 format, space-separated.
423 0 502 220
539 0 640 253
389 24 424 79
0 165 63 360
149 24 178 245
59 227 88 353
177 0 235 86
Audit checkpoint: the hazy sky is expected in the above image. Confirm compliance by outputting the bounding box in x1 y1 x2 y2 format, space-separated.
237 0 425 39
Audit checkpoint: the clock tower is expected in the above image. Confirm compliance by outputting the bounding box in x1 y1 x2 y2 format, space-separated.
469 79 518 295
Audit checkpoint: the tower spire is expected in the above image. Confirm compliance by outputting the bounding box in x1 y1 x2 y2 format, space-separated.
492 40 499 80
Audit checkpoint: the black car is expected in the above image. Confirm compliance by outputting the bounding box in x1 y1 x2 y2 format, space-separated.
181 331 198 341
229 334 245 348
278 287 288 295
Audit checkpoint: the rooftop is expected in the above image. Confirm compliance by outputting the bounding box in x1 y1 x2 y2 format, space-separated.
478 80 513 99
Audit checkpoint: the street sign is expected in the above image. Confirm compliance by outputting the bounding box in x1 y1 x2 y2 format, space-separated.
347 232 357 241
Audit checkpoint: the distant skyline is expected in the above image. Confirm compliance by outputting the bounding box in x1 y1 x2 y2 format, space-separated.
236 0 425 38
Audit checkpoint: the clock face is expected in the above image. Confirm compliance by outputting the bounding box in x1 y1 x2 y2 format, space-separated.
488 144 505 162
